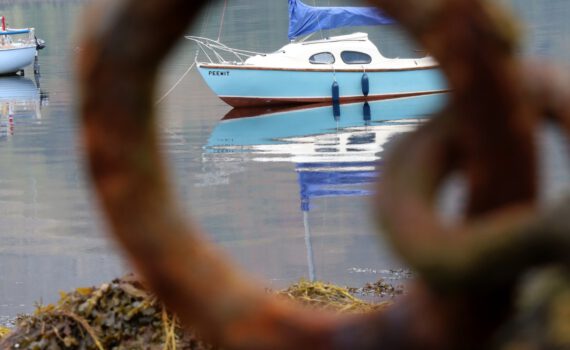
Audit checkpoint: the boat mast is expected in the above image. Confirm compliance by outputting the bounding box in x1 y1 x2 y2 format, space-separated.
311 0 325 40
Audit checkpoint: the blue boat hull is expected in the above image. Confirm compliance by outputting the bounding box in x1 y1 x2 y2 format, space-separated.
198 64 448 107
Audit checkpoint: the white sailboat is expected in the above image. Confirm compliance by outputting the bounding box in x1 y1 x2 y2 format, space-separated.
0 16 45 75
188 0 446 107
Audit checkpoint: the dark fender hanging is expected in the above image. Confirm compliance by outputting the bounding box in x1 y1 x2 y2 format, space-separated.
361 73 370 97
332 80 340 104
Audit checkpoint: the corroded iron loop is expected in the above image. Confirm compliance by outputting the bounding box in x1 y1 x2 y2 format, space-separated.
370 0 538 215
378 110 570 290
79 1 345 349
370 0 570 289
78 0 570 349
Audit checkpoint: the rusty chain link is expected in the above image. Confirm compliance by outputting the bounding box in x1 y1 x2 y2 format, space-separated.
78 0 570 348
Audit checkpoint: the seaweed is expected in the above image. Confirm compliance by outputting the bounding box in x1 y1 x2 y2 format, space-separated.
0 276 397 349
1 275 212 350
278 280 392 313
348 279 405 298
0 326 10 340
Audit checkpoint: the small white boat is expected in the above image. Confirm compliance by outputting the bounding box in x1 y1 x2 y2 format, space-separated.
188 0 447 107
0 16 45 75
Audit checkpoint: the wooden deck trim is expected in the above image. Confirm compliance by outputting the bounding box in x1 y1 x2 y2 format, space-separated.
199 63 439 73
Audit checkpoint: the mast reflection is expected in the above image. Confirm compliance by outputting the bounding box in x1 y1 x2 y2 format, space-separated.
205 94 446 280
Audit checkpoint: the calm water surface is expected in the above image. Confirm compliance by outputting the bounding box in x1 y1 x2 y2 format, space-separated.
1 0 569 325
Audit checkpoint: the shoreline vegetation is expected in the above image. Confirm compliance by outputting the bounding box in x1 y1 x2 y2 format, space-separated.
0 275 406 349
0 327 9 340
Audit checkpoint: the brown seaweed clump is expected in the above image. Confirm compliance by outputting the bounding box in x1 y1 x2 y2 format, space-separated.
0 276 393 349
0 275 212 350
0 326 10 340
278 280 392 313
348 279 405 298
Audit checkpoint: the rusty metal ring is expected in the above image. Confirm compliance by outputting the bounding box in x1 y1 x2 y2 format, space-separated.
77 0 570 348
369 0 570 289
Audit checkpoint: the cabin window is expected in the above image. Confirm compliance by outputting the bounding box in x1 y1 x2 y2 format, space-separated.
341 51 372 64
309 52 335 64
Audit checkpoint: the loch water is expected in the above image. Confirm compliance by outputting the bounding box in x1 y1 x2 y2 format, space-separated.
1 0 569 325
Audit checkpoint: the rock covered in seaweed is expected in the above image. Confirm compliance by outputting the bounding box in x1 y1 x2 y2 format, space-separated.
0 275 213 350
0 276 395 349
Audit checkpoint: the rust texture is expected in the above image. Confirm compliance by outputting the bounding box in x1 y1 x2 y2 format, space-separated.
77 0 570 349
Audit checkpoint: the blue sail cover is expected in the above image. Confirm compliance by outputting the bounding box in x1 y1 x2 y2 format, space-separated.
288 0 394 40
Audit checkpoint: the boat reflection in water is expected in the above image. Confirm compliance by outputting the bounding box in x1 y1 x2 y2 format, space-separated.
205 94 446 281
0 76 47 138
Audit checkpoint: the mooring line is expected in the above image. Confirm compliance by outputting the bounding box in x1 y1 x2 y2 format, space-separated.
155 61 196 105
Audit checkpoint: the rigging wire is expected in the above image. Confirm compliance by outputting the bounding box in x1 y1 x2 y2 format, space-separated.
313 0 325 40
217 0 228 42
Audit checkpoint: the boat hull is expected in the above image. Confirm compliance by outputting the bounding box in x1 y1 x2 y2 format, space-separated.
198 64 447 107
0 46 36 75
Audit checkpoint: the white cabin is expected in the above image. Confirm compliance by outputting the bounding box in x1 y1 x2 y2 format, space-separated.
244 33 437 70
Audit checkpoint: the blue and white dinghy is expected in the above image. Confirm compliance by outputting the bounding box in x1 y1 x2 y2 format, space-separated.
187 0 447 107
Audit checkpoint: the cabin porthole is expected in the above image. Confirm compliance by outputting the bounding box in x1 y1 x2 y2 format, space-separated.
340 51 372 64
309 52 335 64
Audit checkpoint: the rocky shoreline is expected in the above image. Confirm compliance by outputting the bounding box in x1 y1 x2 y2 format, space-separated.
0 274 408 348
